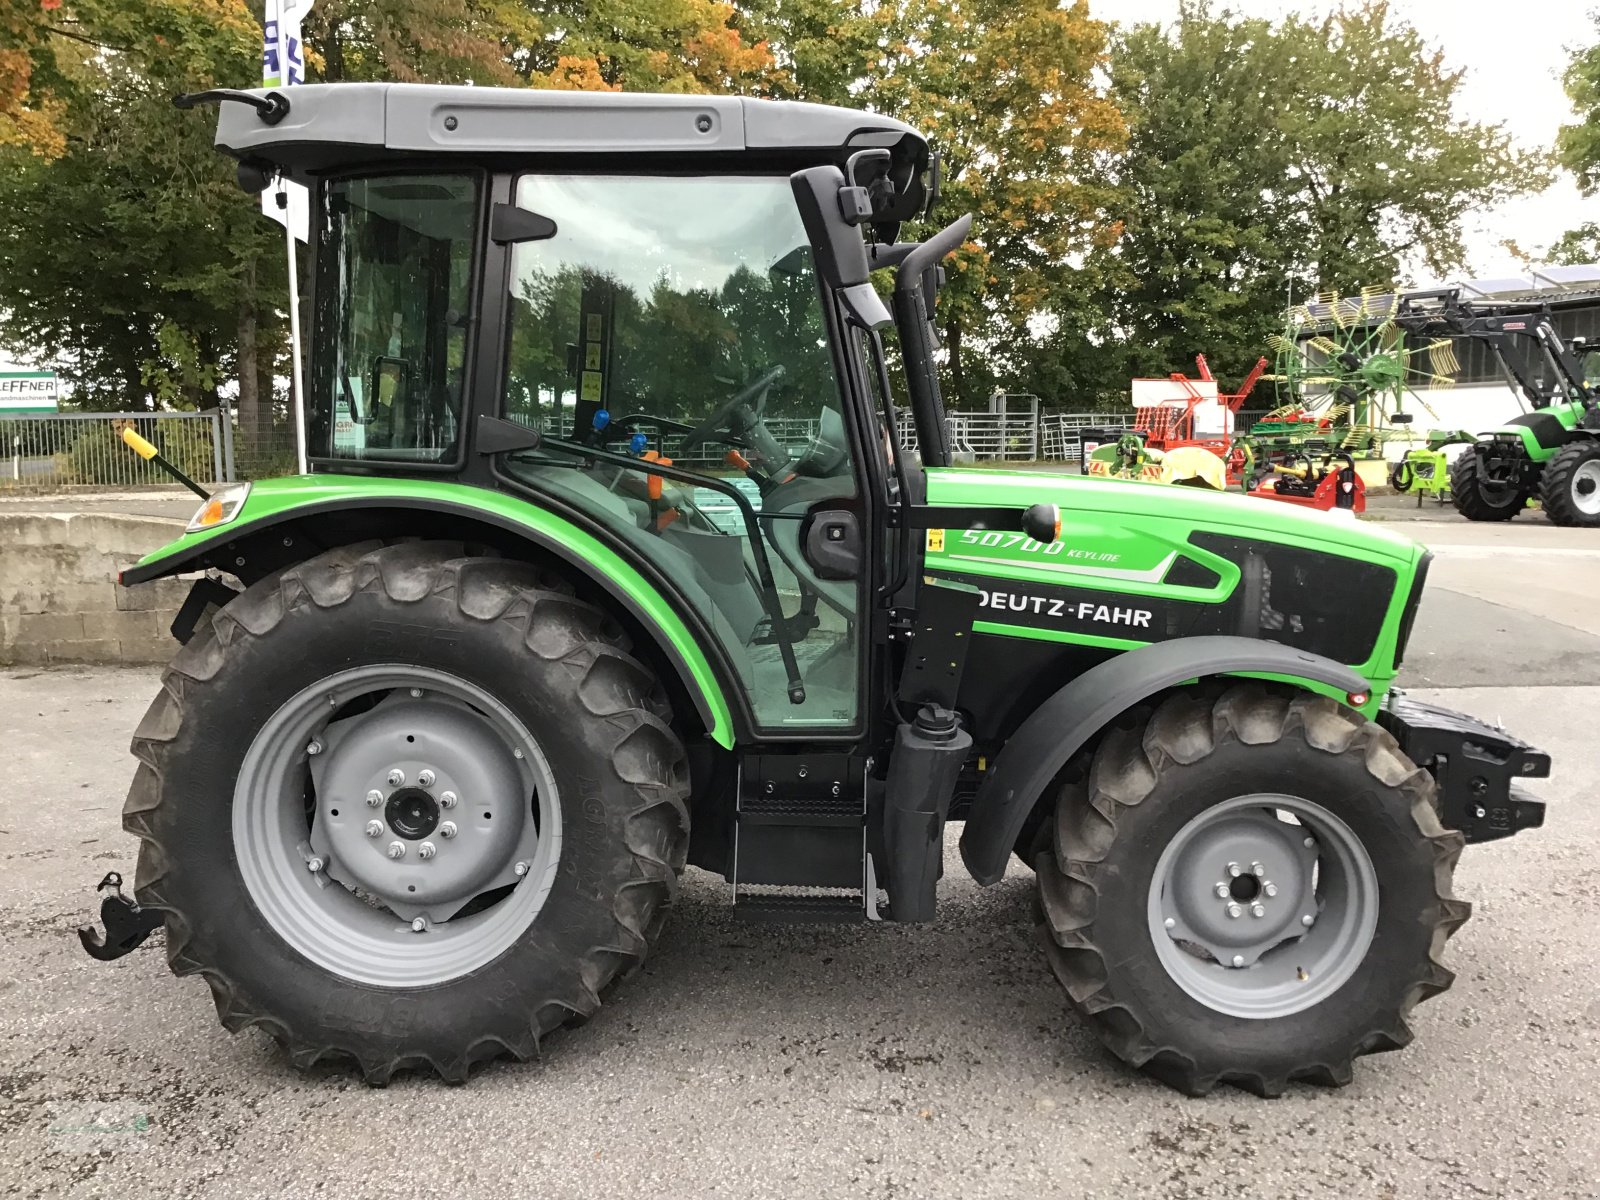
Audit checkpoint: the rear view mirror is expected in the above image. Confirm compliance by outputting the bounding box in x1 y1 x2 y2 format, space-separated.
770 246 811 277
370 356 410 418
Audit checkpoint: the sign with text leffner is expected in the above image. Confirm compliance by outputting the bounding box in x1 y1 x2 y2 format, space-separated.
0 372 59 413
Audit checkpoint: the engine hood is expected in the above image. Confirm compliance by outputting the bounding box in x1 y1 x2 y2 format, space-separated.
923 466 1422 569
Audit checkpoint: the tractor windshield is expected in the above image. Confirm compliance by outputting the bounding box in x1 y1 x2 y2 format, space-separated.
309 173 479 464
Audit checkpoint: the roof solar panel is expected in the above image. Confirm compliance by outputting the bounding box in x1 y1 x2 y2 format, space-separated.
1532 264 1600 288
1460 276 1534 297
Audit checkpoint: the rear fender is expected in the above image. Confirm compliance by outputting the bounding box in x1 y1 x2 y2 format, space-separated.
957 636 1369 885
120 478 736 748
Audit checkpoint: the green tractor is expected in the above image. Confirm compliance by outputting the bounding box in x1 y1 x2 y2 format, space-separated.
1398 289 1600 525
94 83 1550 1097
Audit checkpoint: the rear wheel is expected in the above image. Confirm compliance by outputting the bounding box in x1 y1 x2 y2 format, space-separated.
123 542 689 1082
1035 685 1468 1096
1450 447 1525 521
1540 439 1600 527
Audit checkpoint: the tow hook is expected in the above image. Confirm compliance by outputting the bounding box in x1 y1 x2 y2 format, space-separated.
77 872 163 961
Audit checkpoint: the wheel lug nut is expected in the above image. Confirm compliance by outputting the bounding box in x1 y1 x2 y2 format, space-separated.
1303 836 1315 849
409 688 423 698
1264 882 1278 898
1251 862 1265 877
365 790 383 808
418 841 437 859
1250 902 1266 918
387 769 406 787
306 856 324 873
1227 862 1241 877
1301 913 1315 927
306 740 323 756
1214 883 1229 899
1163 917 1176 930
1231 955 1245 968
513 860 529 877
411 917 427 932
365 820 383 838
439 790 457 808
387 841 406 859
417 769 436 788
439 821 458 839
1226 902 1242 919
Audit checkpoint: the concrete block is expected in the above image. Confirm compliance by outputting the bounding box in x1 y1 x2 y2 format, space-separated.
115 578 190 612
15 612 85 641
76 513 187 556
1 511 194 666
8 582 116 615
118 637 177 664
42 638 122 664
83 609 161 642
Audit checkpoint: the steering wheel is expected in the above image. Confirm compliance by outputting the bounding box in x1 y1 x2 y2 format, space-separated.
680 365 787 451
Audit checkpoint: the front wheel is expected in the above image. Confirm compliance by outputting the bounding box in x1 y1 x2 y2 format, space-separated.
1036 685 1468 1097
1540 439 1600 527
123 542 689 1082
1450 448 1525 521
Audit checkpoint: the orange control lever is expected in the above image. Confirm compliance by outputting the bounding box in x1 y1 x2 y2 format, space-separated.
641 450 673 501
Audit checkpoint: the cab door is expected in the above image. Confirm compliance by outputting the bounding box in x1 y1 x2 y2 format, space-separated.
492 171 875 735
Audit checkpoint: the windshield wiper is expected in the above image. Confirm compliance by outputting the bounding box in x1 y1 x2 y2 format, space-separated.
475 414 807 706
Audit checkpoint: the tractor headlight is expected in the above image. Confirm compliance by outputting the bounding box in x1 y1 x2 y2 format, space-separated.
186 482 251 533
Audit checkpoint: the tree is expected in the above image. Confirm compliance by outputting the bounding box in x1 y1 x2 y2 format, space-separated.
505 1 773 93
1547 224 1600 265
302 0 526 84
1560 18 1600 194
1084 0 1540 405
1 0 67 157
0 1 287 427
740 0 1126 408
1556 15 1600 264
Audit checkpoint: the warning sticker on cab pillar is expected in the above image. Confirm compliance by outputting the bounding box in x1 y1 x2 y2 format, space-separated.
925 529 945 552
580 371 603 403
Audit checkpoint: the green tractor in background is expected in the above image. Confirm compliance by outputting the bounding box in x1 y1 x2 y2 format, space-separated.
1398 289 1600 525
91 83 1550 1098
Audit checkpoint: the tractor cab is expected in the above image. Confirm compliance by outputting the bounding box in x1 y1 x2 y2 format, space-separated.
216 83 944 733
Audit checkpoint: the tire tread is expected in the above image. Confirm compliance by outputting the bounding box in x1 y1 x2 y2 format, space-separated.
122 541 689 1084
1037 684 1468 1097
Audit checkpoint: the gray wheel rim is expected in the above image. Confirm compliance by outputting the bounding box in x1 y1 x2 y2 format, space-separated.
1571 460 1600 514
1147 794 1378 1020
233 665 562 989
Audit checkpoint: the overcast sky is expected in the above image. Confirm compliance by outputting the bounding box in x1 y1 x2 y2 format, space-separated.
1089 0 1598 283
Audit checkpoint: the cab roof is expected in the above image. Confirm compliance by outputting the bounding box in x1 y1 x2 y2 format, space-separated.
216 82 929 180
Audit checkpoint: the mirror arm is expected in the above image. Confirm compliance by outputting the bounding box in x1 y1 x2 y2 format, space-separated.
891 214 972 468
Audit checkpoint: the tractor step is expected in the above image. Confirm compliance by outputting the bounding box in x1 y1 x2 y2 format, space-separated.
732 752 873 922
735 892 869 923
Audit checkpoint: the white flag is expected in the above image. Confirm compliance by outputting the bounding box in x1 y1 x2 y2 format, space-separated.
262 0 315 88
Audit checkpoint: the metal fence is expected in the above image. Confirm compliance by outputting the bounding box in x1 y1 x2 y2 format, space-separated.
1 411 225 491
897 409 1132 464
0 405 1149 493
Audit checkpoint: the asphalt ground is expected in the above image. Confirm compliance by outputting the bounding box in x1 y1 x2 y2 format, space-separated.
3 504 1599 1198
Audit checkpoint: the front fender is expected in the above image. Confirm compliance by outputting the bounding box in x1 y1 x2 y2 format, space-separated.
957 635 1370 885
121 475 735 748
